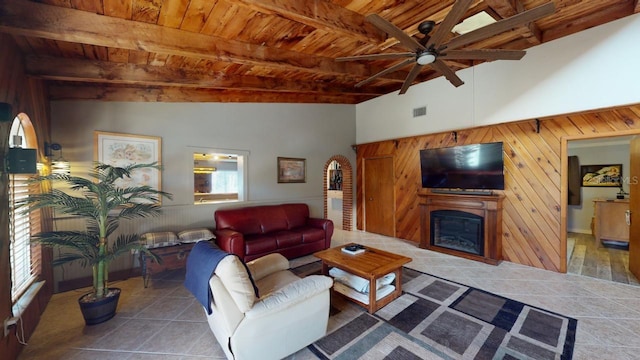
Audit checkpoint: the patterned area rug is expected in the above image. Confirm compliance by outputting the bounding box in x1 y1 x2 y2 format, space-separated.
291 262 577 360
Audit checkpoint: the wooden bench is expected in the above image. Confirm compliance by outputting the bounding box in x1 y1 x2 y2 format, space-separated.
139 228 214 287
140 243 195 287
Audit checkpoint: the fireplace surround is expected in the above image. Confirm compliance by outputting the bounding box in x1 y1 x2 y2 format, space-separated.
419 191 503 265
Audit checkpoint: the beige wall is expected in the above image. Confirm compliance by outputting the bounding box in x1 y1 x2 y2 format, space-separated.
49 100 357 286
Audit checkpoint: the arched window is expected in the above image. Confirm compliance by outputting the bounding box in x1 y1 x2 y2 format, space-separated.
8 113 41 302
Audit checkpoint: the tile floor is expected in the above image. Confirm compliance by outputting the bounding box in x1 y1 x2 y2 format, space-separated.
17 229 640 360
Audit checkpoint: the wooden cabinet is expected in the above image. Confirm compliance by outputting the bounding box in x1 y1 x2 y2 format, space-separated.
593 199 629 245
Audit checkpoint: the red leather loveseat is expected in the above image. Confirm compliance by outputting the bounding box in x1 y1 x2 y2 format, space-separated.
214 203 333 262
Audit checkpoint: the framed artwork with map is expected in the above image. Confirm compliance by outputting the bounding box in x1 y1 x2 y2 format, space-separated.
94 131 162 196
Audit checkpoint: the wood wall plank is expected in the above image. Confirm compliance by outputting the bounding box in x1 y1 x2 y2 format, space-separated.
356 103 640 272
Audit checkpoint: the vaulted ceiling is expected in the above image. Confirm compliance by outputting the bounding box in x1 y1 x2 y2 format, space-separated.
1 0 639 104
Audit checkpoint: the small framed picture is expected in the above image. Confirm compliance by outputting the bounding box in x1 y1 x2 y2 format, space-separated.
580 164 622 187
277 157 306 183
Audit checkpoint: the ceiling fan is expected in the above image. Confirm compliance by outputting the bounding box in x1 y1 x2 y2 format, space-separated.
337 0 555 94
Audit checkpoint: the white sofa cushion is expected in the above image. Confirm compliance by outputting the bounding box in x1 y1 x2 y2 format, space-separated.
247 275 333 318
246 253 290 282
215 256 258 313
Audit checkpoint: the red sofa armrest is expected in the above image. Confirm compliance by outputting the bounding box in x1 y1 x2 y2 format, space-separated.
307 217 334 248
214 229 245 259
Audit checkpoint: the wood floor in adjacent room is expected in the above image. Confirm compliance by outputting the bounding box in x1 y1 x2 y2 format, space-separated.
567 232 639 286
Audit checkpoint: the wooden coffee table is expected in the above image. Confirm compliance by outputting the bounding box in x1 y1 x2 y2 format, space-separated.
314 243 412 313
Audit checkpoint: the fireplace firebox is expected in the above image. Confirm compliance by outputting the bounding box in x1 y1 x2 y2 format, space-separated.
431 210 484 256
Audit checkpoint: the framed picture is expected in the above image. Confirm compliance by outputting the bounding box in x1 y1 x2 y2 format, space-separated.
277 157 306 183
580 164 622 187
94 131 163 197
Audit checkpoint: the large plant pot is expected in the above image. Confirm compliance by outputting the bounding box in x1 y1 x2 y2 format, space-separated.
78 288 121 325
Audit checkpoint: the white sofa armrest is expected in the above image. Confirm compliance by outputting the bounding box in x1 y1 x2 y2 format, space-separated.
246 253 290 281
246 275 333 318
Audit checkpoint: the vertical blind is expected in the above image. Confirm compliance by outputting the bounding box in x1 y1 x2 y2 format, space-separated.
9 173 41 302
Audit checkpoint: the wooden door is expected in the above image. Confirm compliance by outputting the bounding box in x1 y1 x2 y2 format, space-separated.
364 157 395 236
629 137 640 278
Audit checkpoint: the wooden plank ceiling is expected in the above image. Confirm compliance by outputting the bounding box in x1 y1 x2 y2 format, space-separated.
1 0 638 104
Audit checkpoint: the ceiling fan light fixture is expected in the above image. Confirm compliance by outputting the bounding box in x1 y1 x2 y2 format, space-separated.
417 51 436 65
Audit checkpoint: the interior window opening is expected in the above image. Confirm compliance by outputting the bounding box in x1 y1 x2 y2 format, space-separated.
193 150 247 204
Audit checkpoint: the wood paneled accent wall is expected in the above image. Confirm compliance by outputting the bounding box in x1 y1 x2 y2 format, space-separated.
356 105 640 273
0 33 53 359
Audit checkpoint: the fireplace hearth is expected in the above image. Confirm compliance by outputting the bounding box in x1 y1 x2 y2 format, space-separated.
431 210 483 256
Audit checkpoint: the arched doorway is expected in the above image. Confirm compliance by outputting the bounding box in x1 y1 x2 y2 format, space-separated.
323 155 353 230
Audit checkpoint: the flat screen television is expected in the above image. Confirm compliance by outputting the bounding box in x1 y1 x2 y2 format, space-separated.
420 142 505 190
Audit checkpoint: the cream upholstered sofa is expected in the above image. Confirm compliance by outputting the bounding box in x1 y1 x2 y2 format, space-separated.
206 253 333 360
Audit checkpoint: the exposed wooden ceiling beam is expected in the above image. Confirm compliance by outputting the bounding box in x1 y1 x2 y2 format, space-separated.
47 84 372 104
234 0 385 43
483 0 543 45
0 0 404 82
25 56 385 96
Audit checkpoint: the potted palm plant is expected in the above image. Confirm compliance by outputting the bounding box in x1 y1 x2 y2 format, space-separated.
23 162 172 325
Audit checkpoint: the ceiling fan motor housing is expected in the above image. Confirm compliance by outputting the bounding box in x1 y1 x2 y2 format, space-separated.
418 21 436 35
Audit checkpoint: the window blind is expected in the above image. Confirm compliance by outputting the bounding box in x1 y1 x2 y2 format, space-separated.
9 173 41 302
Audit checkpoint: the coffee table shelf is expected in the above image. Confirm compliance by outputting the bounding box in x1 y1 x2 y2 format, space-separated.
314 243 412 313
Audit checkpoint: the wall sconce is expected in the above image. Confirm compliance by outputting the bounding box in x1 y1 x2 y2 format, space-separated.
45 141 71 175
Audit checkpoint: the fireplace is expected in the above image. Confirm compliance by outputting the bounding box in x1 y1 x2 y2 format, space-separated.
431 210 484 256
419 192 503 265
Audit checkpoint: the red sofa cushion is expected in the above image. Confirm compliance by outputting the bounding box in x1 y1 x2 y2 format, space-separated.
281 203 309 229
215 205 290 235
244 234 277 255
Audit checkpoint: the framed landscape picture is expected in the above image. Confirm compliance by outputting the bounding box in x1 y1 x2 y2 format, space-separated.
278 157 306 183
94 131 163 196
580 164 622 187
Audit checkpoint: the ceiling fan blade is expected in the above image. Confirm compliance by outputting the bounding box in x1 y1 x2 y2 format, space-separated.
355 58 415 87
336 52 415 62
439 49 526 60
399 64 423 94
430 59 464 87
366 14 426 51
426 0 474 48
444 2 555 51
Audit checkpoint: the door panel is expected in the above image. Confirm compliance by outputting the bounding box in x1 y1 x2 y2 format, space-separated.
364 157 394 236
629 137 640 278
